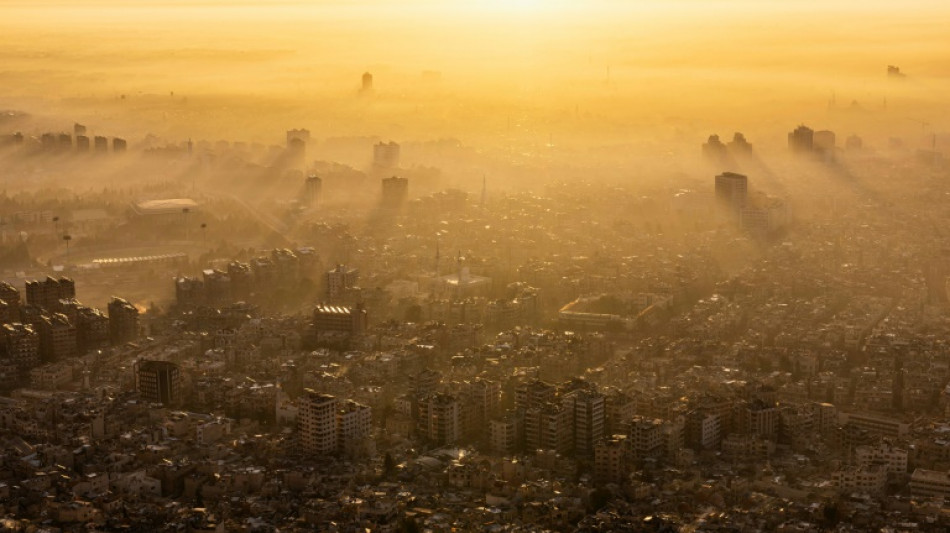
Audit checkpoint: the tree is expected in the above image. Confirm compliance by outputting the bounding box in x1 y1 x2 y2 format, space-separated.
588 486 612 513
384 452 396 478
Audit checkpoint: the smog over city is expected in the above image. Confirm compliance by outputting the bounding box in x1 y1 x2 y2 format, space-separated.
1 1 950 530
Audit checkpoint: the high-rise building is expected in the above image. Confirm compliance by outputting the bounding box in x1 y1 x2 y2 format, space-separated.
298 392 373 456
201 269 232 305
523 403 572 454
627 416 665 460
381 176 409 209
286 129 309 169
418 393 462 445
714 172 748 213
0 281 20 319
813 130 836 158
37 312 77 362
460 378 501 437
108 297 139 345
135 360 182 406
490 412 521 454
298 391 339 455
788 125 814 153
2 323 39 383
702 134 727 160
515 379 557 411
373 141 400 171
227 261 253 300
565 389 606 458
305 175 322 207
76 306 109 351
361 72 373 92
25 276 75 312
271 249 300 284
0 300 13 324
594 435 628 484
326 264 359 301
337 399 372 456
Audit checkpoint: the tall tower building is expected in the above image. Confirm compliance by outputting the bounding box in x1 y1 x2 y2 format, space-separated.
714 172 748 213
305 175 322 208
135 360 182 406
25 277 75 312
565 389 606 458
326 264 359 301
108 297 139 345
337 399 372 456
286 129 310 169
788 125 814 153
373 141 400 172
381 176 409 209
298 391 339 455
37 312 77 363
0 281 20 319
2 323 39 383
813 130 837 159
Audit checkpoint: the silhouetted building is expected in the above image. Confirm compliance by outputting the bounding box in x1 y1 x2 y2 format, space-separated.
94 136 109 152
373 141 400 171
788 125 814 153
108 297 139 345
846 134 863 150
418 393 461 445
565 389 606 458
888 65 905 79
25 277 75 312
361 71 373 92
58 133 72 150
298 391 339 455
381 176 408 209
326 264 359 301
714 172 748 213
702 134 727 159
135 360 182 406
814 130 836 159
41 133 56 150
227 261 253 300
175 276 204 307
75 135 90 152
73 123 86 136
2 323 39 384
594 435 627 484
740 201 789 236
305 175 322 207
76 306 109 351
112 138 127 152
313 303 367 336
202 269 232 305
37 313 76 363
0 282 20 318
286 129 309 169
729 132 752 152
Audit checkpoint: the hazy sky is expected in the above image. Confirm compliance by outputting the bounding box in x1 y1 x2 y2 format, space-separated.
1 0 948 150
